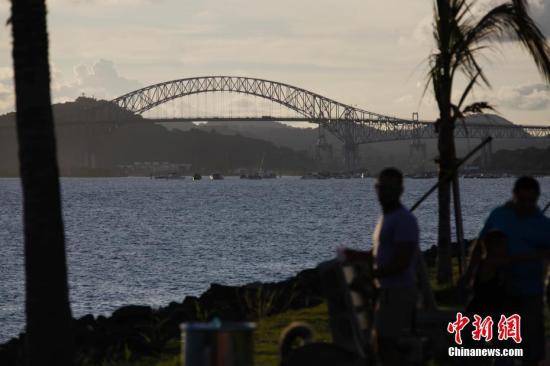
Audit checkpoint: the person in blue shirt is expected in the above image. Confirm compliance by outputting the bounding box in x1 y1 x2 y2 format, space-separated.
463 176 550 365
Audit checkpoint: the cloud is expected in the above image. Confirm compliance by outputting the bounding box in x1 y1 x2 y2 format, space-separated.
399 15 433 46
406 0 550 47
0 60 141 113
493 83 550 110
0 67 13 84
394 94 414 106
475 0 549 37
0 0 547 123
531 0 550 36
0 67 13 114
54 59 142 101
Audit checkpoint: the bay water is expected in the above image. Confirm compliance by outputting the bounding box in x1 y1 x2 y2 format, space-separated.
1 176 549 342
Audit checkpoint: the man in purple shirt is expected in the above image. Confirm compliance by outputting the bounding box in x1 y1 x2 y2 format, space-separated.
345 167 420 365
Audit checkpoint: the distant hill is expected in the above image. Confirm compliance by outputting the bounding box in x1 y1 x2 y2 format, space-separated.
166 113 548 173
163 120 342 153
462 114 515 126
0 98 315 176
482 145 550 174
2 100 547 176
168 114 522 148
0 97 138 127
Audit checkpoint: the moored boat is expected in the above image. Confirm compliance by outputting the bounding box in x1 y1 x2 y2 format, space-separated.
210 173 224 180
240 154 277 180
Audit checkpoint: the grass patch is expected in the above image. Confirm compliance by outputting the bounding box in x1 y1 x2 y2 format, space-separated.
103 303 330 366
254 303 331 366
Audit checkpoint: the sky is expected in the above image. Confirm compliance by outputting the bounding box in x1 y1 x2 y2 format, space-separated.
0 0 549 125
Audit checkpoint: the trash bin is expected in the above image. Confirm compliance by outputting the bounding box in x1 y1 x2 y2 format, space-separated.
180 320 256 366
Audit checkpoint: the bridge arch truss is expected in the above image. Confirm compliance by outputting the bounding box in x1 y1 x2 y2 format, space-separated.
111 76 550 167
111 76 430 145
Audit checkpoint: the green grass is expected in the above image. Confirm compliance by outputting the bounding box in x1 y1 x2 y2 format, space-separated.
254 303 331 366
102 303 331 366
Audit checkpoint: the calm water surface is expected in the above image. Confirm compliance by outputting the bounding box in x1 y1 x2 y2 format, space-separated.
1 176 549 342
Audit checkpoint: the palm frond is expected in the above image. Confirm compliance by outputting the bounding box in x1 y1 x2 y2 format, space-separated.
426 0 549 128
462 0 550 83
452 101 495 132
462 101 495 115
457 69 483 112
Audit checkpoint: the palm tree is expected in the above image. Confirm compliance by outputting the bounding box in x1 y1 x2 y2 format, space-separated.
10 0 74 364
428 0 550 284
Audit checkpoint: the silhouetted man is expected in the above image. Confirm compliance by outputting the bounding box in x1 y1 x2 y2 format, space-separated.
345 167 419 365
469 176 550 365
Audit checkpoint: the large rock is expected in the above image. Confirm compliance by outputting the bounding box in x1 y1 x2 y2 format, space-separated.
111 305 153 324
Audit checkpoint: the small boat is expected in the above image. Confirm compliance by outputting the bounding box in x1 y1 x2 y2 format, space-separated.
244 173 262 180
192 173 202 181
240 154 277 179
301 174 316 180
210 173 224 180
301 173 328 180
261 171 277 179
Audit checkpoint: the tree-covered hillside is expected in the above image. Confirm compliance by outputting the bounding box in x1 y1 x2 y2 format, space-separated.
0 98 315 176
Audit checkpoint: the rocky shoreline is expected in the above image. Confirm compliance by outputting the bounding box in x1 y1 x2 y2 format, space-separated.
0 243 453 365
0 268 324 365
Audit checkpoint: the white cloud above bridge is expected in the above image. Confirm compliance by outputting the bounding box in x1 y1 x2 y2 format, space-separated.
494 84 550 110
53 59 142 101
0 0 548 124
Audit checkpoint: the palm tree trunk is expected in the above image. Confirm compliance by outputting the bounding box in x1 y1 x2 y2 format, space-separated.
437 116 455 284
10 0 74 365
433 0 455 285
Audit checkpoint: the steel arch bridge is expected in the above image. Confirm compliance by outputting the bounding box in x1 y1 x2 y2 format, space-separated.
111 75 550 167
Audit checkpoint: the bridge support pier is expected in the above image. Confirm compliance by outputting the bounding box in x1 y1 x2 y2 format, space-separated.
343 142 359 172
480 138 493 171
409 139 427 173
316 124 333 166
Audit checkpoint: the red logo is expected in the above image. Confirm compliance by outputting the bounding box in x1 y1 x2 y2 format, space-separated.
471 315 494 342
497 314 522 344
447 312 470 344
447 313 522 344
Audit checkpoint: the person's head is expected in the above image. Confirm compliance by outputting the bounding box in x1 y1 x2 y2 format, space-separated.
512 176 540 214
482 230 507 259
375 167 403 208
